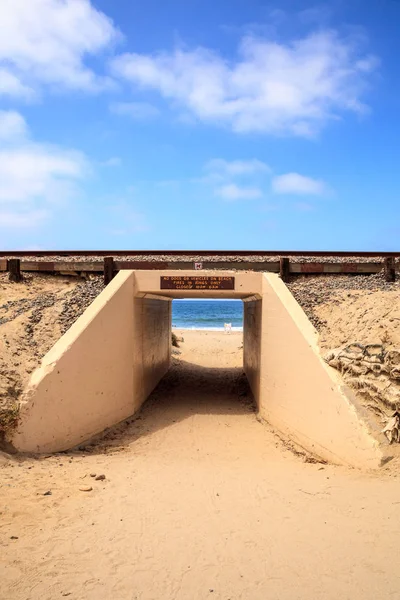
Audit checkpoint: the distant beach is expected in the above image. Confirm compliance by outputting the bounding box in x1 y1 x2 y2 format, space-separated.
172 299 243 330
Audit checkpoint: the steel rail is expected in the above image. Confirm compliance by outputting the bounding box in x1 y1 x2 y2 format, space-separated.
0 250 399 257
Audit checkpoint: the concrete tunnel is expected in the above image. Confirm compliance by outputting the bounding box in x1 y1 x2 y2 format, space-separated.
6 270 385 469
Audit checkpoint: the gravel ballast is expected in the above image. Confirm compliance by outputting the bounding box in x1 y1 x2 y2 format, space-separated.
1 253 398 264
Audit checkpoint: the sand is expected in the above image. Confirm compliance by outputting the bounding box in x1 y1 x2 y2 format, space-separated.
315 289 400 351
0 274 104 432
313 289 400 425
1 330 400 600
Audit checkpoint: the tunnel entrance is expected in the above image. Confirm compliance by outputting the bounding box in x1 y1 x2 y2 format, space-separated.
134 270 263 421
130 327 255 447
8 268 383 469
139 296 255 431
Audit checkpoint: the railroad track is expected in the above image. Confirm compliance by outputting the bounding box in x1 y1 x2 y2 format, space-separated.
0 250 399 284
0 250 399 257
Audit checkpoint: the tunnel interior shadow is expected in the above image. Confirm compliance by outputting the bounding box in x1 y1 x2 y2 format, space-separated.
84 359 256 453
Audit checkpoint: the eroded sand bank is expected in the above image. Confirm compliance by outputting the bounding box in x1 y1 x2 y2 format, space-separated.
1 330 400 600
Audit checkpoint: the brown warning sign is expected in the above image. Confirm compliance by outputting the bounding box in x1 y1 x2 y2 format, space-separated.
160 275 235 291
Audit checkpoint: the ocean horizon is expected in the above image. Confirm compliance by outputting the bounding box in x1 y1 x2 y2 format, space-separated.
172 299 243 331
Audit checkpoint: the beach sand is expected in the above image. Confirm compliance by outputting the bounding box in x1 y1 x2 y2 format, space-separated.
1 330 400 600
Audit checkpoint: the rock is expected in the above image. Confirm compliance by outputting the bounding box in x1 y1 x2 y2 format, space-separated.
43 490 52 496
89 473 96 477
385 350 400 368
325 340 400 423
391 367 400 380
382 412 400 444
95 474 105 481
10 535 18 540
79 486 93 492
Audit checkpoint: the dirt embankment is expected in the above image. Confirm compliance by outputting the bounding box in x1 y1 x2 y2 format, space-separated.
288 274 400 429
0 274 104 432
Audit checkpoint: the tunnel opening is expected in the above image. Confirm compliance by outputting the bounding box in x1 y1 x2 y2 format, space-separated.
134 271 264 428
88 293 256 450
139 296 256 429
125 363 256 447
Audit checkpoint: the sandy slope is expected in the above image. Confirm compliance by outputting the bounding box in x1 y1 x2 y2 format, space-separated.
315 289 400 350
0 274 103 432
1 330 400 600
0 275 78 402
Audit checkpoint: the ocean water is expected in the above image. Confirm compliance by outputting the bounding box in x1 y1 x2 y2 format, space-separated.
172 299 243 331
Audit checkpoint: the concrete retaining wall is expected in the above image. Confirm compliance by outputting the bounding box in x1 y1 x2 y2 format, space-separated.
133 296 171 410
258 274 384 468
6 268 386 467
7 271 171 453
243 299 262 408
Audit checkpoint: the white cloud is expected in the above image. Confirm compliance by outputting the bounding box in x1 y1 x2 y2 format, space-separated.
272 172 327 195
194 157 269 200
110 101 160 120
111 29 378 136
0 146 87 203
197 157 330 202
0 0 120 98
206 158 270 176
215 184 263 200
196 157 271 186
0 68 35 100
0 110 88 229
0 110 28 141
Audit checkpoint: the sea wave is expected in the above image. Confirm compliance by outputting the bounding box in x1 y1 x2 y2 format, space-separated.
172 326 243 331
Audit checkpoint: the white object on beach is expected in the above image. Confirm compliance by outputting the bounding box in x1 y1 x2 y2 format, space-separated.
224 323 232 334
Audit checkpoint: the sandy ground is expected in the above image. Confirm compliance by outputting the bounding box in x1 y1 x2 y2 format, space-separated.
2 330 400 600
315 289 400 351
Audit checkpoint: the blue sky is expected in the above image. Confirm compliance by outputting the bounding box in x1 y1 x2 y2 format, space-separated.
0 0 399 251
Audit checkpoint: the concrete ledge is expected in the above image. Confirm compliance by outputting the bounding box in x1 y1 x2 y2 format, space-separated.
258 274 387 469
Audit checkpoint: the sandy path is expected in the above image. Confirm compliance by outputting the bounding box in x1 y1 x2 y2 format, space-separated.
1 331 400 600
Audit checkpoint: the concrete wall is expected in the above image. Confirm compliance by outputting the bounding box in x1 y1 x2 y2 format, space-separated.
6 267 386 467
133 296 171 409
258 274 384 469
7 271 171 453
243 299 262 408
